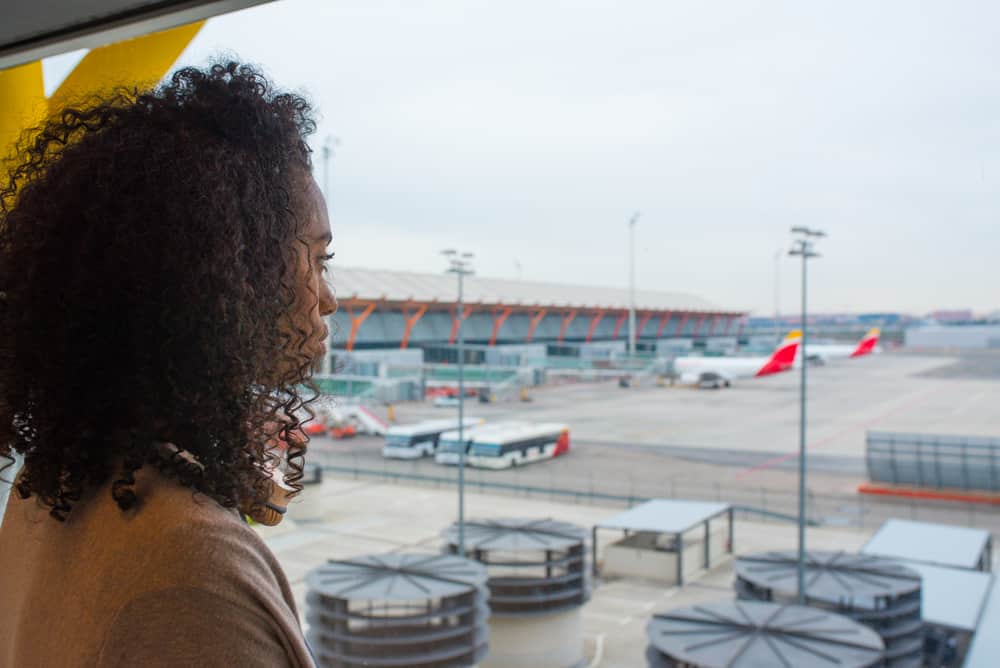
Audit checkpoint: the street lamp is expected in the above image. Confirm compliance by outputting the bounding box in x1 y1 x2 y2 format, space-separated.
789 226 825 604
319 135 340 376
443 248 474 556
628 212 640 357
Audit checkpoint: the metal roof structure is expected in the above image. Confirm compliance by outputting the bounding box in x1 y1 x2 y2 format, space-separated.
444 518 586 552
903 562 992 632
735 551 924 667
861 518 992 571
964 576 1000 668
307 553 487 601
442 518 591 615
646 600 884 668
334 266 723 313
329 267 746 350
593 500 734 586
596 499 730 535
1 1 273 70
735 550 922 603
305 553 490 668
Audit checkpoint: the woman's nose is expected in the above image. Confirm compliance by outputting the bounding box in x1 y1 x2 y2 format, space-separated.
320 281 337 317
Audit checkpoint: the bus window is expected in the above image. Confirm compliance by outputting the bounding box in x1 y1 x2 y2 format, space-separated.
384 434 413 449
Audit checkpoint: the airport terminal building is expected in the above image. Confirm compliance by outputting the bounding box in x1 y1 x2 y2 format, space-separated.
329 266 747 351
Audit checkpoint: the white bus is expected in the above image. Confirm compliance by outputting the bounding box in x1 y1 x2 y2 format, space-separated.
382 418 483 459
435 422 526 466
465 423 571 469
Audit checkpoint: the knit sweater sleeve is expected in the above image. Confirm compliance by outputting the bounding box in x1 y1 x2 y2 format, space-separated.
96 586 302 668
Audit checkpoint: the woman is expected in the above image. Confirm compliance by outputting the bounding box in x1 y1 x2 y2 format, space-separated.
0 62 333 667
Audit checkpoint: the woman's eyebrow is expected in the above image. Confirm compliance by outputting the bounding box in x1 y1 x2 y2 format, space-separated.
309 232 333 244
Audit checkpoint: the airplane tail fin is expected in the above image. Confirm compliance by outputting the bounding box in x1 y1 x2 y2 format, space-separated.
756 330 801 376
850 327 881 357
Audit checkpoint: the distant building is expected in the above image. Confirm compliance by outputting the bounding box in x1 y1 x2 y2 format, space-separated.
745 312 912 339
929 309 975 324
905 324 1000 349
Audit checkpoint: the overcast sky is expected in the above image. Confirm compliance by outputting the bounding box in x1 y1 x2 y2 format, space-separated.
48 1 1000 315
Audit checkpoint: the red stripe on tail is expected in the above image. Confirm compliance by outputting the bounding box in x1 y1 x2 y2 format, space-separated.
755 336 800 377
850 329 880 357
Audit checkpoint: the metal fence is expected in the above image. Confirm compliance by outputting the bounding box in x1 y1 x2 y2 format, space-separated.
320 460 1000 535
867 431 1000 492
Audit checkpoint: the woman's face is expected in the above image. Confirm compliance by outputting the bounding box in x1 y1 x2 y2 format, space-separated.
287 177 337 372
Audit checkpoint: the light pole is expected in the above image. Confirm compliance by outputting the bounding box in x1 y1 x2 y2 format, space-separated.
774 248 782 342
321 135 339 208
789 226 825 604
443 249 474 557
628 212 640 356
320 136 339 376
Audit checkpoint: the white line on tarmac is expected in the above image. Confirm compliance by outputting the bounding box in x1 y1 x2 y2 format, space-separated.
585 633 606 668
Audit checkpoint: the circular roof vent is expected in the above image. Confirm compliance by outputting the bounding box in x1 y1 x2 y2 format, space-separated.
646 600 885 668
305 553 489 668
442 518 591 615
735 551 923 667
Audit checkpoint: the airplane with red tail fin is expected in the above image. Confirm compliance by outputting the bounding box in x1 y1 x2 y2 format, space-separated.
673 331 802 388
805 327 880 363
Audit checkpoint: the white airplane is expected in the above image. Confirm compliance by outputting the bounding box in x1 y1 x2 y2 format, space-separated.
805 327 881 363
674 331 801 388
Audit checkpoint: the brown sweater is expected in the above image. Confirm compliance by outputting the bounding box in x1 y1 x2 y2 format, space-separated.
0 467 316 667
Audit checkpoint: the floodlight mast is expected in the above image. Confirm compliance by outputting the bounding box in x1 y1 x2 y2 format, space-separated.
788 226 825 604
627 212 640 356
442 249 474 556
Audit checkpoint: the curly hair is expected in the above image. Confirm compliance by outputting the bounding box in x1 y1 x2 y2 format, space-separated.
0 62 323 521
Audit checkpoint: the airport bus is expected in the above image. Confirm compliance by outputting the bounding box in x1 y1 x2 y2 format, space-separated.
435 422 525 465
382 418 483 459
465 423 571 469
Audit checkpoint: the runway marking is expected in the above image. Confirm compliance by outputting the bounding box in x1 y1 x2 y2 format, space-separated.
733 386 945 480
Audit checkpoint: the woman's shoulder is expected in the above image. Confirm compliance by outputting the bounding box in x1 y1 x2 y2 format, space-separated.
126 467 288 593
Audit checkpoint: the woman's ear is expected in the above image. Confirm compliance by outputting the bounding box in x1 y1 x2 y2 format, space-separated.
240 478 292 526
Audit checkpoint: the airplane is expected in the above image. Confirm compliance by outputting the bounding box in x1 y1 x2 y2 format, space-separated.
804 327 880 363
673 331 802 388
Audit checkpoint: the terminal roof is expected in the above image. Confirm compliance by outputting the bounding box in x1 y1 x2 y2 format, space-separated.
334 266 732 313
597 499 730 535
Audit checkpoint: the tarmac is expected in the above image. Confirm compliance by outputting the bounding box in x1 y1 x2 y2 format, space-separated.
389 351 1000 460
308 351 1000 534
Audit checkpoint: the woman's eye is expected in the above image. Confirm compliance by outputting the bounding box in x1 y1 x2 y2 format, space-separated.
317 253 334 273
